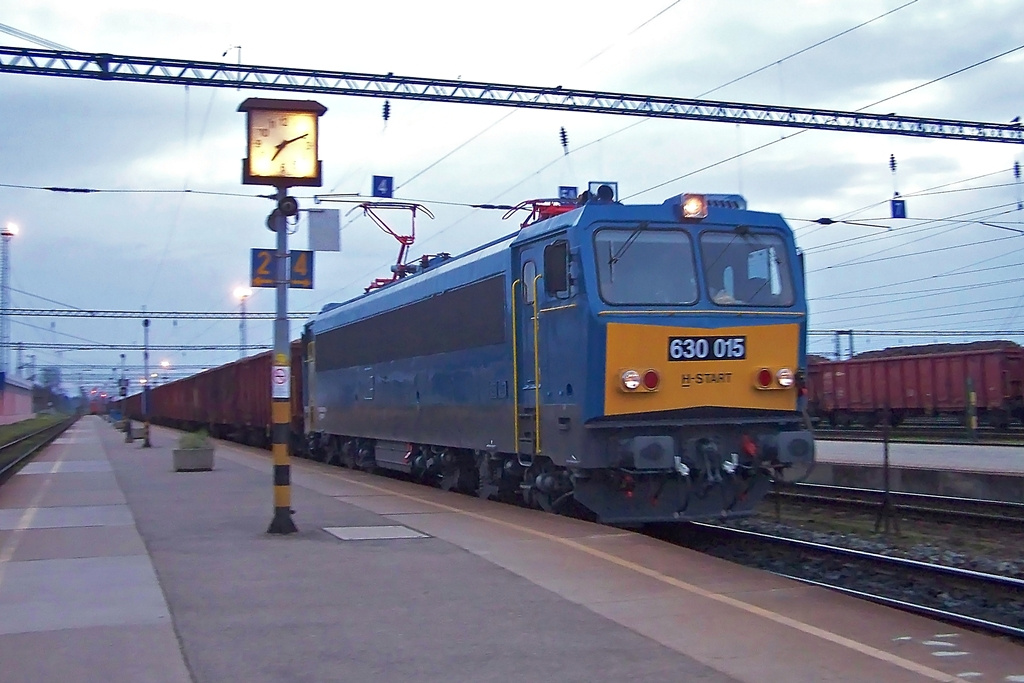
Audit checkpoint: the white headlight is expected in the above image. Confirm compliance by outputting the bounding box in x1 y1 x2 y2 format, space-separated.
681 194 708 219
776 368 794 387
621 370 641 391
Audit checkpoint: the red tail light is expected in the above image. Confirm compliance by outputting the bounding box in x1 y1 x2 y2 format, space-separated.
757 368 773 388
642 369 660 390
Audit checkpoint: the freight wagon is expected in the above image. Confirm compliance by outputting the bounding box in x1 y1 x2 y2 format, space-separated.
806 342 1024 429
121 340 305 446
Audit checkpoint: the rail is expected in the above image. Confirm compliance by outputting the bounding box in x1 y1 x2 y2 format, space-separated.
689 523 1024 641
0 417 78 484
772 482 1024 525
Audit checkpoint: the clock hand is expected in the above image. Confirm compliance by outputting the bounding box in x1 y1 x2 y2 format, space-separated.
271 133 309 161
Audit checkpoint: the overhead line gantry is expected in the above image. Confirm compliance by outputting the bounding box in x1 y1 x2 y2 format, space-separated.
0 47 1021 144
2 308 316 319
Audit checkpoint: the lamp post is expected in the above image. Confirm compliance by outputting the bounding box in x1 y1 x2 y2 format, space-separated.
233 286 252 359
121 353 130 440
142 318 151 447
1 222 18 379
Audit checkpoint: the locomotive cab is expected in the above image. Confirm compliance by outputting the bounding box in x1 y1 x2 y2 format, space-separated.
507 192 814 522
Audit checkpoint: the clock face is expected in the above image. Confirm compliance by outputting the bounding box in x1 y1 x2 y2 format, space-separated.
246 110 318 180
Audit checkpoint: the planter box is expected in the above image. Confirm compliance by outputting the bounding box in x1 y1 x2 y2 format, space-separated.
173 447 214 472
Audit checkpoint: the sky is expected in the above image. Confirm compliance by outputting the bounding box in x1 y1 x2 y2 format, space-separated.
0 0 1022 394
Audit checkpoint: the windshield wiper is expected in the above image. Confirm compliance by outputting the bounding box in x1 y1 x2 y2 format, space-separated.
608 223 648 266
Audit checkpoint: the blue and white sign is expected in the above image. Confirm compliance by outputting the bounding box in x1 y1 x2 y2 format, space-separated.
558 185 578 200
372 175 394 198
890 198 907 219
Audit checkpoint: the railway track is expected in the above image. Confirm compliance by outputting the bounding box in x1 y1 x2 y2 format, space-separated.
769 482 1024 527
675 523 1024 641
0 417 77 485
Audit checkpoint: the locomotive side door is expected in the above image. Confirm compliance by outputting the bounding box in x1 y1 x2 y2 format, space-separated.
513 237 572 460
514 243 544 458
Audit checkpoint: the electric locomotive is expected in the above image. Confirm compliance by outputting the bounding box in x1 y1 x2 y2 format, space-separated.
303 189 814 524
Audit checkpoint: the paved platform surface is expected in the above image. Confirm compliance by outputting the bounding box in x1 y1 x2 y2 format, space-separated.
817 439 1024 474
1 416 1023 682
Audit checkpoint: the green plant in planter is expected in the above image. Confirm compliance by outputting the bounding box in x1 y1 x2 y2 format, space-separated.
178 430 210 449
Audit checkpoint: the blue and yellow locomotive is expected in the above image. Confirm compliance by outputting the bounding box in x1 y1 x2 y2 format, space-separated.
303 189 814 524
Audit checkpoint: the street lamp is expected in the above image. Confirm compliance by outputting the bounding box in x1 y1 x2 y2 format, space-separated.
142 318 151 447
234 286 253 359
1 222 18 378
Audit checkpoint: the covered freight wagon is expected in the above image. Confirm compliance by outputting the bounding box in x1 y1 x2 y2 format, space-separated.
806 342 1024 428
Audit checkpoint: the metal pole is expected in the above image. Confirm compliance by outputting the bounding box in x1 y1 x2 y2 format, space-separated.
240 295 247 358
122 352 132 441
966 375 978 440
267 187 297 534
142 318 151 447
874 408 900 535
0 227 12 377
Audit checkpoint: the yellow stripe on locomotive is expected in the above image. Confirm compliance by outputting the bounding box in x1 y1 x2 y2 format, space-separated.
604 322 800 416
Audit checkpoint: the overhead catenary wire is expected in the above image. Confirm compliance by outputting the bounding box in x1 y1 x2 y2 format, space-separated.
342 1 926 286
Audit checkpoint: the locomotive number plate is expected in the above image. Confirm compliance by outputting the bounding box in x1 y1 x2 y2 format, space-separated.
668 336 746 361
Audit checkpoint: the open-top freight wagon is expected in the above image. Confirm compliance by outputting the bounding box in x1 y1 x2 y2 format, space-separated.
806 341 1024 429
121 340 305 447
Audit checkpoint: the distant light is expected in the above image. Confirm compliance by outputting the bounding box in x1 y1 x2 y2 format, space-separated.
160 360 170 368
139 378 148 385
151 372 158 378
234 286 253 300
2 222 18 237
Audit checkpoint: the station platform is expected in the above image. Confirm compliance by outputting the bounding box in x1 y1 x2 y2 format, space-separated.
813 440 1024 501
1 416 1022 682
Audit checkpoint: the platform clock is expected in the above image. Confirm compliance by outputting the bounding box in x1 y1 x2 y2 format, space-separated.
239 98 327 187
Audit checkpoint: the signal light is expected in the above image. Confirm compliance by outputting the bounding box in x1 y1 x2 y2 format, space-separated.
776 368 795 387
756 368 772 389
642 369 660 391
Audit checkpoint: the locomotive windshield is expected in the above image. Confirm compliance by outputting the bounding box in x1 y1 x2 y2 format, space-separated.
594 228 698 305
700 230 794 307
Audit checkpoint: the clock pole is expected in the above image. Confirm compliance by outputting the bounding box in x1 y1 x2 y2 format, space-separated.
267 185 297 535
239 97 325 536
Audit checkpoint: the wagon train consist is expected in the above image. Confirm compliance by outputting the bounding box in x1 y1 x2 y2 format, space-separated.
806 341 1024 429
126 190 815 525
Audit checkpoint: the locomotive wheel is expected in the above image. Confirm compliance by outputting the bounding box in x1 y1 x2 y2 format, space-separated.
439 452 479 494
340 441 357 469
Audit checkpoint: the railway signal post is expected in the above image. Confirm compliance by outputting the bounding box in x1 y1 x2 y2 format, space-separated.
239 97 326 535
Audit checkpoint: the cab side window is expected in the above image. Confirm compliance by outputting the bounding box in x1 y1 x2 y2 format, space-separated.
543 240 569 297
522 261 537 304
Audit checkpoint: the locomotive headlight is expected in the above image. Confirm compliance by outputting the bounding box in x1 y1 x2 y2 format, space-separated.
620 370 642 391
681 194 708 219
776 368 795 387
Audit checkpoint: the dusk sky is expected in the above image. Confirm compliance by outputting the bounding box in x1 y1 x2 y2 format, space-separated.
0 0 1022 393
